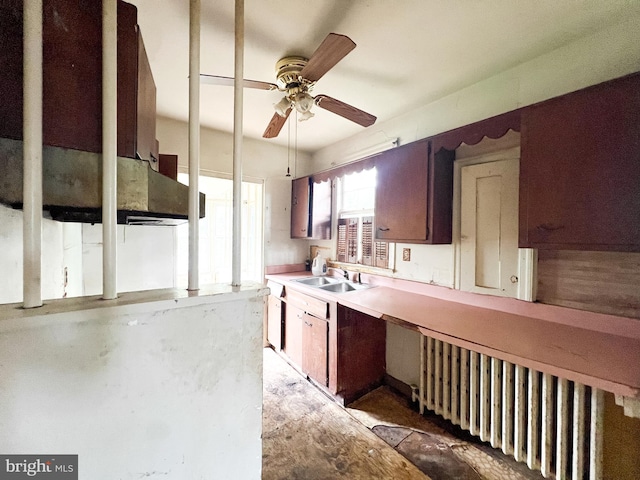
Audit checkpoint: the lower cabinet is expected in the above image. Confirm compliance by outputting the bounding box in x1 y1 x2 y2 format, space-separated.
283 295 329 387
266 295 283 351
269 282 387 404
334 305 386 404
302 313 328 386
284 303 304 368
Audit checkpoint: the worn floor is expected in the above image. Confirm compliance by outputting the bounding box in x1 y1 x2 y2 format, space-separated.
262 348 543 480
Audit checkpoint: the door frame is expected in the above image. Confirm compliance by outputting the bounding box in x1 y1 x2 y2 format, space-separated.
452 146 537 301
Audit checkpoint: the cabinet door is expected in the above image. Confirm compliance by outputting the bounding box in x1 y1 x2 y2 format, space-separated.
302 314 328 386
267 296 283 351
336 305 386 403
284 303 304 367
290 177 311 238
520 73 640 251
135 31 158 164
311 179 332 240
374 140 453 244
375 140 429 242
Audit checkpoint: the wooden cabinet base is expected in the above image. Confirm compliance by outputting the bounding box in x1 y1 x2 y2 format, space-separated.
333 305 386 405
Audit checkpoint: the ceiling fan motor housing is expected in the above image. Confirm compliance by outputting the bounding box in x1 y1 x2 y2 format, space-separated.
275 56 308 89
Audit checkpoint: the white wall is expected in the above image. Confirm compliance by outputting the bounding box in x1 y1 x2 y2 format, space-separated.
157 117 312 269
0 286 266 479
82 224 177 296
0 205 83 305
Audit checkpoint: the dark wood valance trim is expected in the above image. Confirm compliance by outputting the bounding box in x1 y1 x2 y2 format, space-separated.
311 154 380 183
311 108 521 183
432 109 521 153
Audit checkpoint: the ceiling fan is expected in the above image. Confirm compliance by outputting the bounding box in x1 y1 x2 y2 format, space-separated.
200 33 377 139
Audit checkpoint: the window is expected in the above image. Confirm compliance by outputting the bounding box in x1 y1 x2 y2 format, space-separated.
335 168 390 268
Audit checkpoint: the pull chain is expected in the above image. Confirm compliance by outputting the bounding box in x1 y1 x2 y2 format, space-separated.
286 111 291 177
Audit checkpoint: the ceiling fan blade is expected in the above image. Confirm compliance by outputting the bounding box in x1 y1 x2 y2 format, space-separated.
314 95 376 127
263 108 292 138
300 33 356 82
200 74 278 91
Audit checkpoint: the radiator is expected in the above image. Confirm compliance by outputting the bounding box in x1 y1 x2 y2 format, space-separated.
418 336 604 479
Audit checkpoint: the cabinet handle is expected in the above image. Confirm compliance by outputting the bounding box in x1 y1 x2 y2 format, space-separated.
304 321 312 327
536 223 565 232
378 227 390 232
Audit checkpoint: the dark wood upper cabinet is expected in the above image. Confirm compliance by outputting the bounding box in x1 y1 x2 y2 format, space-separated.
290 176 332 240
520 73 640 251
135 31 158 164
375 139 454 243
0 0 157 162
291 177 311 239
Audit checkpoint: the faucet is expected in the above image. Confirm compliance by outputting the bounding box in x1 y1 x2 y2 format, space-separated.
341 269 349 280
357 272 362 284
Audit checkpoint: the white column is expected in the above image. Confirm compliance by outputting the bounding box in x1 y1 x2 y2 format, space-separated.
102 0 118 300
188 0 201 291
23 0 43 309
231 0 244 286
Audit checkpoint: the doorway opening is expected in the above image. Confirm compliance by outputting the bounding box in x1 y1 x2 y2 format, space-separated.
176 173 263 286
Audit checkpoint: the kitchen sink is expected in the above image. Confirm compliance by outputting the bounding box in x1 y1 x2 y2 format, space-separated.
295 276 340 286
318 281 374 293
294 276 374 293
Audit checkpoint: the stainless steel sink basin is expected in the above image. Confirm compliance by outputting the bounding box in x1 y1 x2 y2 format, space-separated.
318 282 357 293
318 281 374 293
294 276 374 293
295 276 340 286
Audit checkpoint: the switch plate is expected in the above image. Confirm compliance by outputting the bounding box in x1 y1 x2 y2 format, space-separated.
402 248 411 261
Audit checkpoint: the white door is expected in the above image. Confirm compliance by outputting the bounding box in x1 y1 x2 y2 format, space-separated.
460 158 519 297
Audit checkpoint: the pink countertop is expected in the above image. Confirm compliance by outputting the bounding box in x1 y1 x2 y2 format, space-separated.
266 271 640 398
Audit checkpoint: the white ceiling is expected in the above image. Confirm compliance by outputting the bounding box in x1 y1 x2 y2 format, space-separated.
129 0 638 153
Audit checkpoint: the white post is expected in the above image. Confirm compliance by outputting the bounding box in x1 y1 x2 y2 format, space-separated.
102 0 118 300
231 0 244 287
188 0 200 291
23 0 43 309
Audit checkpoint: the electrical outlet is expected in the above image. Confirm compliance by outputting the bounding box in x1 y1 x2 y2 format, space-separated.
402 248 411 261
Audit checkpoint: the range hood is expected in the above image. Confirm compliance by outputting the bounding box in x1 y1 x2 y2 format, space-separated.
0 137 205 225
0 1 204 225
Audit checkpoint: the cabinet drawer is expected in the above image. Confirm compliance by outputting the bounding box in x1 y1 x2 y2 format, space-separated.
285 288 329 319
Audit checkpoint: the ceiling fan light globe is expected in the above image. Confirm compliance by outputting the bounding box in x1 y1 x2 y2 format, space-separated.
298 110 314 122
274 96 291 116
294 92 314 113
